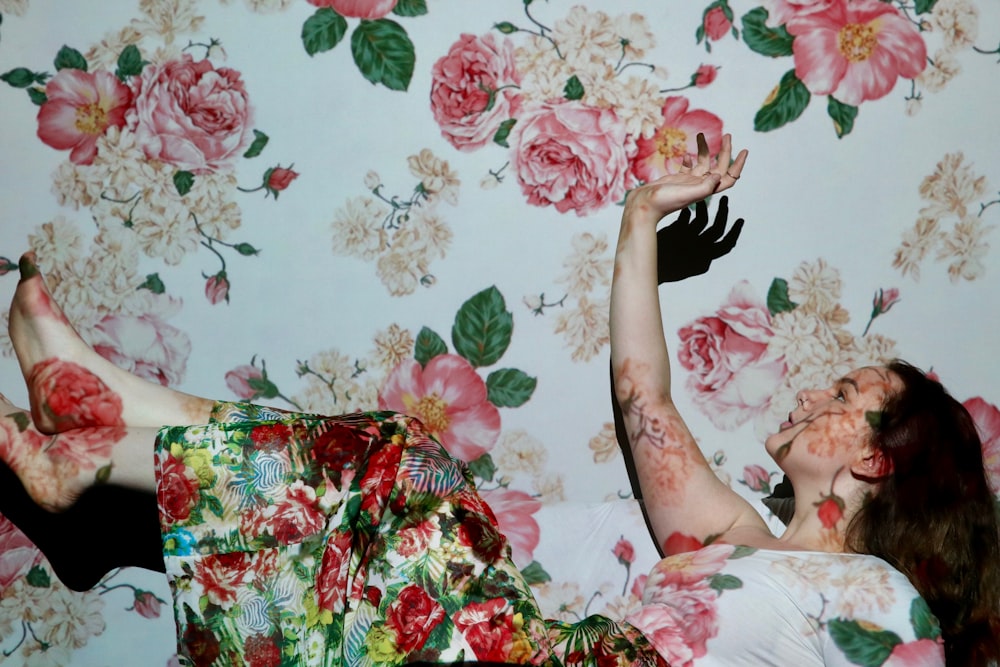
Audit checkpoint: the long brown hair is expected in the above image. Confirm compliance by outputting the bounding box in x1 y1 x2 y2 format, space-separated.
846 360 1000 666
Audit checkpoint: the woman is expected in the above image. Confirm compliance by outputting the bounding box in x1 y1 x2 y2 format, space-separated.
1 135 997 665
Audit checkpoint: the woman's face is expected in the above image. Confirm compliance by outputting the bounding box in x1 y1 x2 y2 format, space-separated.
765 367 902 469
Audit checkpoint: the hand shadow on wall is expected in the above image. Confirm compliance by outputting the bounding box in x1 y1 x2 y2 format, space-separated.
610 197 744 550
0 463 165 591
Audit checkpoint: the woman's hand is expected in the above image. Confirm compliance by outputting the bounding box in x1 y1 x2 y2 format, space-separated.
622 132 748 228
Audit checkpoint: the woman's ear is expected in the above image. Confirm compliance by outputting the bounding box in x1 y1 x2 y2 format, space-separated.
852 447 893 481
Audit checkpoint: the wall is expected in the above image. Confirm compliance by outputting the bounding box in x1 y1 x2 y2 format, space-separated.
0 0 998 664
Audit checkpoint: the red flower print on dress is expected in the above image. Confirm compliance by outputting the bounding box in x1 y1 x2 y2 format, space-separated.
36 68 132 165
480 487 541 567
193 552 254 610
380 355 500 462
0 515 42 589
92 312 191 388
384 585 447 652
761 0 837 28
663 532 704 556
244 480 326 544
128 54 253 173
395 517 437 557
244 633 282 667
786 0 927 106
965 397 1000 492
630 97 724 183
677 281 786 430
453 598 518 662
27 358 124 432
430 33 522 151
509 100 632 217
625 605 695 666
156 451 201 525
316 530 353 613
307 0 397 19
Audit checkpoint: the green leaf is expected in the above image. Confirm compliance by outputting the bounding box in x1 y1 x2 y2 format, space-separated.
766 277 797 315
54 45 88 71
243 129 269 158
914 0 938 13
493 118 517 147
95 463 113 484
173 170 195 196
10 412 30 432
563 74 584 101
520 561 551 585
741 7 794 57
26 565 51 588
754 69 811 133
494 21 518 35
351 19 416 91
486 368 537 407
827 96 858 138
828 619 901 667
302 8 348 56
393 0 428 17
27 87 47 105
246 375 280 400
910 597 942 640
115 44 145 80
730 545 757 559
1 67 37 88
138 273 166 294
452 286 513 367
708 573 743 593
204 495 225 519
234 243 259 256
414 326 448 367
467 452 496 482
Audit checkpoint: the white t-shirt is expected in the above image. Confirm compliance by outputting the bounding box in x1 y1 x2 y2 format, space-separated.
625 544 945 666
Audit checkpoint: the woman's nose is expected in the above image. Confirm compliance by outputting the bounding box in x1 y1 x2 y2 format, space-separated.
796 390 819 408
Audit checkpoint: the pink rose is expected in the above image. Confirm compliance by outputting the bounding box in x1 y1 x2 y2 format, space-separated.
244 480 325 544
631 97 724 183
693 64 719 88
133 590 162 619
92 312 191 387
265 166 298 196
761 0 837 28
27 358 124 431
625 605 694 666
192 552 254 609
787 0 927 106
741 464 772 492
614 537 636 565
479 487 541 567
129 54 253 173
225 364 265 400
703 6 732 41
307 0 397 19
379 355 500 462
430 33 522 151
965 397 1000 492
36 68 132 165
509 101 632 217
883 639 945 666
384 585 446 652
0 516 42 590
205 272 229 305
677 281 786 430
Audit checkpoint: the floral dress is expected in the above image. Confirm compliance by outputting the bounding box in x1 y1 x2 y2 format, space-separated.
154 403 665 667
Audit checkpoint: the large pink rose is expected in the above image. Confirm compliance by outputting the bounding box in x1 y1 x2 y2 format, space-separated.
384 585 447 652
307 0 397 19
883 639 945 666
677 282 786 430
243 480 326 544
27 358 124 431
479 487 541 567
631 96 723 183
786 0 927 106
36 68 132 165
625 605 694 666
92 312 191 387
0 515 42 590
762 0 837 28
430 33 522 151
509 101 631 216
379 355 500 462
128 54 253 173
193 552 254 609
964 396 1000 493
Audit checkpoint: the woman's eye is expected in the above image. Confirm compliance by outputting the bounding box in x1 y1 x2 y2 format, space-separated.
835 391 846 402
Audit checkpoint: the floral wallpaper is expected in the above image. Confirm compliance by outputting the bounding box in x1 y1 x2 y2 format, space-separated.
0 0 998 664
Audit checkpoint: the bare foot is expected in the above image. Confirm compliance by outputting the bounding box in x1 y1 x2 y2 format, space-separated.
0 395 117 511
9 252 214 431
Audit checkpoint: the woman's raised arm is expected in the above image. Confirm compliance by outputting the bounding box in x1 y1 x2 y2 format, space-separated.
609 134 767 553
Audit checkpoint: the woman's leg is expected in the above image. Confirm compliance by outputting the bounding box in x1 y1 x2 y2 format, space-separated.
9 252 215 432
